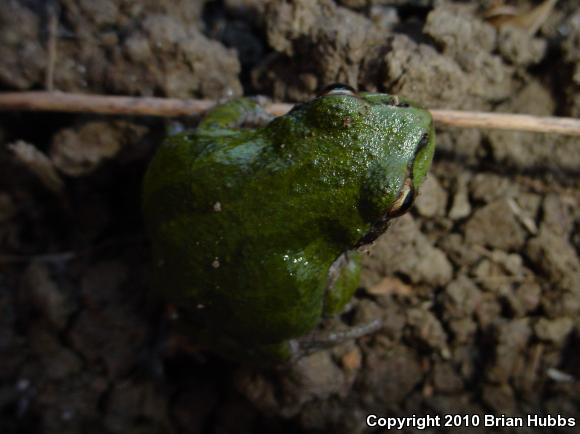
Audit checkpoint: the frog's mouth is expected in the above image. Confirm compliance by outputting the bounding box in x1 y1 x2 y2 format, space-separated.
354 179 415 248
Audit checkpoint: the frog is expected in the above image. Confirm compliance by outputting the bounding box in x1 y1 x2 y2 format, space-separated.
142 84 435 365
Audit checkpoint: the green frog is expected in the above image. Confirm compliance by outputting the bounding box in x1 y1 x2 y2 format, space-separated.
143 84 435 364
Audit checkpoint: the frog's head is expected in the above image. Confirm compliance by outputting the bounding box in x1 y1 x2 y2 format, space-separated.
295 84 436 245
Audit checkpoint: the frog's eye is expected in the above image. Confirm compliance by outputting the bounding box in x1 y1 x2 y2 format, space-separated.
387 179 414 217
318 83 357 97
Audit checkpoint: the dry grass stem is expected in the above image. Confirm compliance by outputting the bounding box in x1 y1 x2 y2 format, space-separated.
0 91 579 137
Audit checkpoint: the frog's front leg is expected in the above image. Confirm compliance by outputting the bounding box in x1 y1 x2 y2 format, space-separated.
291 251 383 357
198 97 273 131
322 251 362 317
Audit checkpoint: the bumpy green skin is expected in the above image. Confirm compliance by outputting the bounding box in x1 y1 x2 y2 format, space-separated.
143 91 435 363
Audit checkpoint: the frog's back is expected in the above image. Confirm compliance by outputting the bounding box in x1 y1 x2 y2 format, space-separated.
143 129 351 344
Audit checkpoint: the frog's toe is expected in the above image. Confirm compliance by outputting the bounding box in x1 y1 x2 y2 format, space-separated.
295 318 383 357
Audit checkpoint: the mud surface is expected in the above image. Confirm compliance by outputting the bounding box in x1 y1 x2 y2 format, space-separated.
0 1 579 433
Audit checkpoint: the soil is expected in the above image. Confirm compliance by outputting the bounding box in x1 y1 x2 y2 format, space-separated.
0 1 579 433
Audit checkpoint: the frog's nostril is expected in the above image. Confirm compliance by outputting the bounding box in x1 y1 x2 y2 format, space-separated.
318 83 357 97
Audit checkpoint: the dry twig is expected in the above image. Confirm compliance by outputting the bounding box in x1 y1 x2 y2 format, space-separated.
45 2 59 91
0 91 579 137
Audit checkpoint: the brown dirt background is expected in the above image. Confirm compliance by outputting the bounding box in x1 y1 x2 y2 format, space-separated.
0 0 579 433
